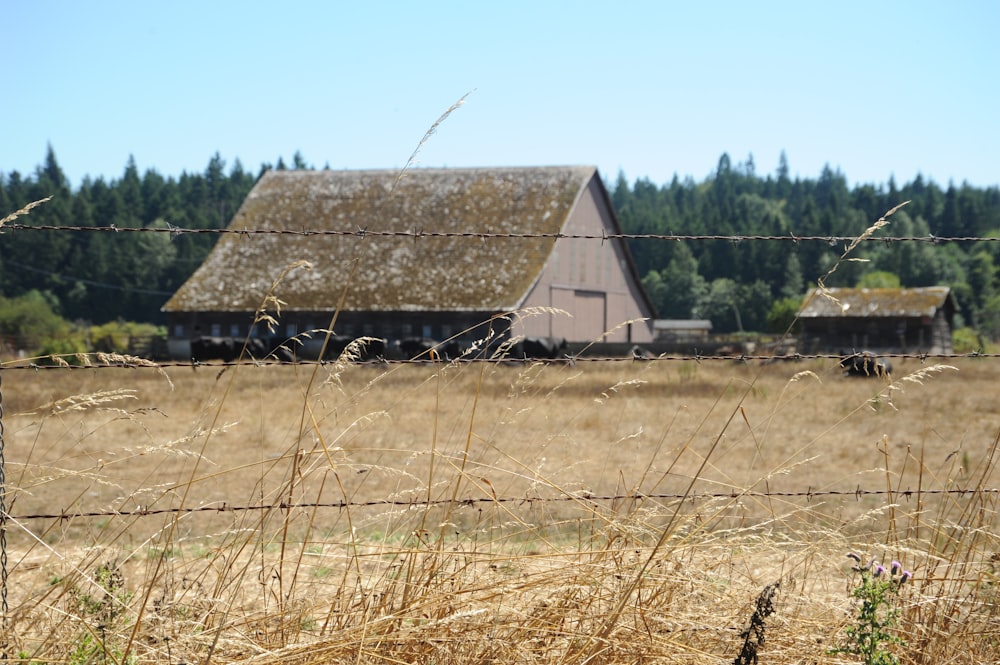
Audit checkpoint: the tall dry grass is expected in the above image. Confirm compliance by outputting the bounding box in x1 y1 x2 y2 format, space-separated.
1 349 998 664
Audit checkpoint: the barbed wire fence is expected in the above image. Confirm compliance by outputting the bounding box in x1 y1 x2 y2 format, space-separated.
2 218 1000 632
5 222 1000 244
10 486 999 523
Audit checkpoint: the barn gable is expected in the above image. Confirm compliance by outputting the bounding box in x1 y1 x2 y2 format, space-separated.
162 166 655 357
798 286 956 354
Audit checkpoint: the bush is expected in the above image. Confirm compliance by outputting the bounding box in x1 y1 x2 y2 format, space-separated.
0 293 165 361
0 289 68 341
952 326 991 354
90 320 163 354
766 296 803 334
36 330 89 364
857 271 902 289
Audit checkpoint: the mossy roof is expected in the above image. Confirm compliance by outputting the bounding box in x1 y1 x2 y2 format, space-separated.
799 287 954 318
163 166 597 313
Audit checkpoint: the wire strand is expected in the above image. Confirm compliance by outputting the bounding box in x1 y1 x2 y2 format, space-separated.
9 486 995 522
3 223 997 244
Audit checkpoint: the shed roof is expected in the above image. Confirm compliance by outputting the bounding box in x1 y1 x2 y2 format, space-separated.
799 287 954 319
654 320 713 331
163 166 597 313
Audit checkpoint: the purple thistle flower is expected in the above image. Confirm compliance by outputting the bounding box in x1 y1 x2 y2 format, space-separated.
899 570 912 584
874 564 886 577
891 560 901 575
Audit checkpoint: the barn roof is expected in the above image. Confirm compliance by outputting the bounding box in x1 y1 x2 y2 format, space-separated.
799 287 954 318
162 166 599 313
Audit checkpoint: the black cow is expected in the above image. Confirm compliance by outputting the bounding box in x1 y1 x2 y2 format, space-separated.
346 336 386 362
360 337 387 361
518 336 569 360
396 337 441 360
840 351 892 378
630 345 656 360
318 335 387 362
190 336 295 363
439 339 466 360
190 336 239 362
245 337 269 360
256 337 296 362
319 334 356 360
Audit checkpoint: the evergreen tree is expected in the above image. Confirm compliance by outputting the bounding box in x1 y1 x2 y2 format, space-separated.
776 151 790 184
659 243 707 318
781 251 805 298
967 250 997 321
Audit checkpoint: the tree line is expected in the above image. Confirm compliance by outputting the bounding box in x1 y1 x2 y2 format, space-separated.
613 153 1000 336
3 148 1000 343
0 147 316 328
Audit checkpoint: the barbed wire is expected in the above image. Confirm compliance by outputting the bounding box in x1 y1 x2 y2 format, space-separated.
4 222 999 244
10 486 998 522
0 350 996 372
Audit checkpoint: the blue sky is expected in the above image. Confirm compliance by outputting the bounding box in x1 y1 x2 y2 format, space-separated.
5 1 998 190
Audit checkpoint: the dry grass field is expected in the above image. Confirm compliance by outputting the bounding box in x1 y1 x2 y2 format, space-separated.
1 351 999 663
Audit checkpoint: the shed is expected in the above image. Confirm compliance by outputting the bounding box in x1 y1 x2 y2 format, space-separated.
798 287 956 354
162 166 656 359
653 319 713 342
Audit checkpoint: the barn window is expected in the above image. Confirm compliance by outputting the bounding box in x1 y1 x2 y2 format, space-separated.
401 323 413 336
210 323 222 337
286 323 297 337
230 323 240 337
422 324 433 339
441 324 452 339
174 324 184 338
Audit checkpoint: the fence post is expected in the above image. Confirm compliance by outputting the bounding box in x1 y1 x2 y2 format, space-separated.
0 369 7 657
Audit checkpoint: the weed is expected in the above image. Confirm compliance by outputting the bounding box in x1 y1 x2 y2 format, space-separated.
831 553 911 665
66 561 135 665
310 566 335 579
732 580 780 665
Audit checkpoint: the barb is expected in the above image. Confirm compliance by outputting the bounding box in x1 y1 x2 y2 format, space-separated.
0 196 52 229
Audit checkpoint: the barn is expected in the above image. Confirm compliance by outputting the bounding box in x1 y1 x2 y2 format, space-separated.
798 286 956 354
161 166 656 359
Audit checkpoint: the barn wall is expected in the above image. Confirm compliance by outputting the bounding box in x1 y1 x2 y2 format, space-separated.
517 176 654 343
